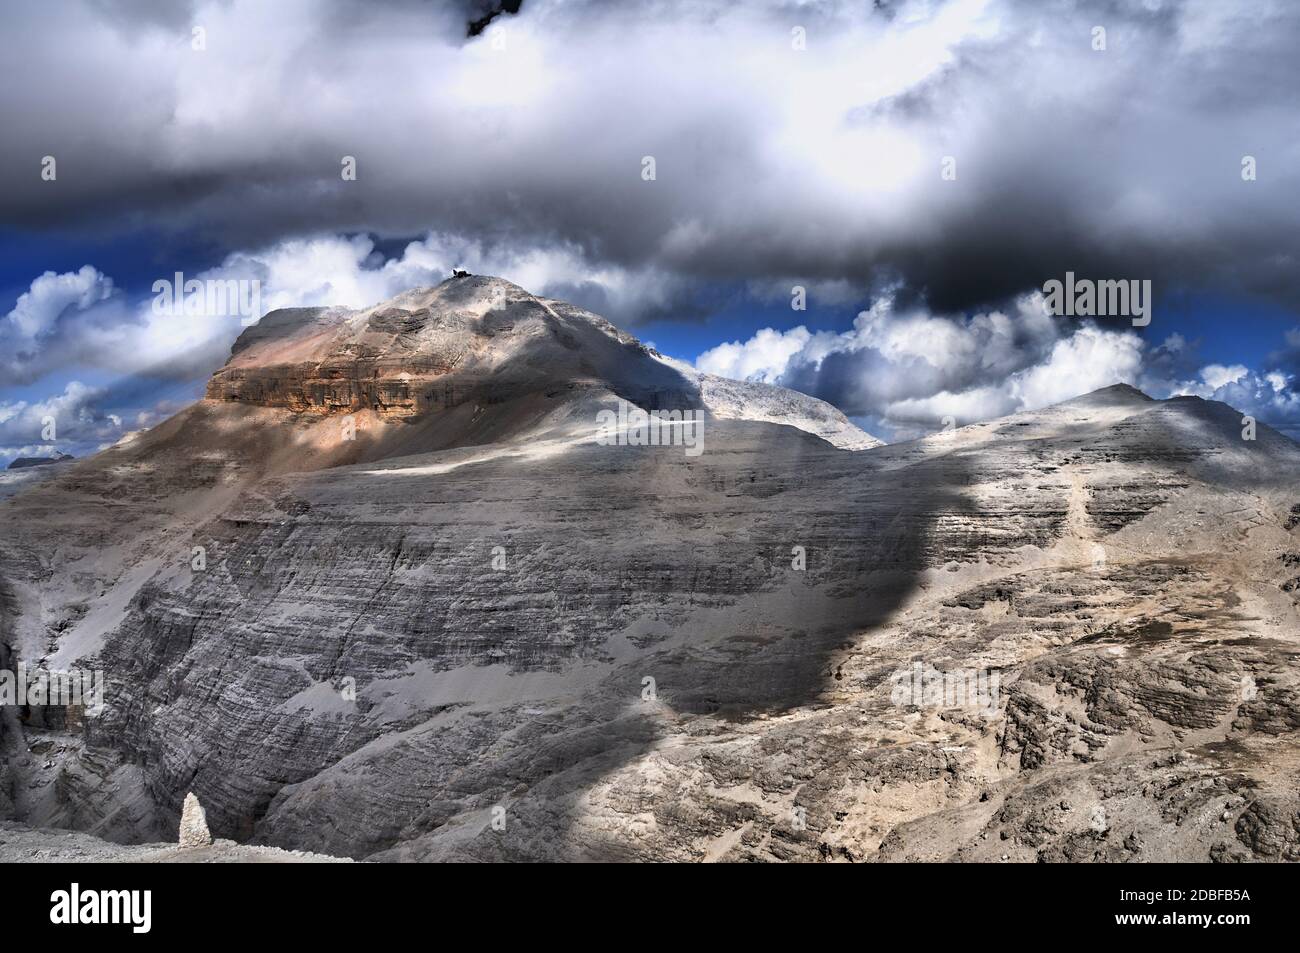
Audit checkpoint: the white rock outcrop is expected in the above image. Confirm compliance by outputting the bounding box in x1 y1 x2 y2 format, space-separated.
178 791 212 848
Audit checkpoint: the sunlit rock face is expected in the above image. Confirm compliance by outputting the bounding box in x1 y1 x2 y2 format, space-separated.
202 276 878 449
2 280 1298 863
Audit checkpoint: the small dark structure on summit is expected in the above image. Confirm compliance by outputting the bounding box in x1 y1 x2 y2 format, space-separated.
451 268 471 279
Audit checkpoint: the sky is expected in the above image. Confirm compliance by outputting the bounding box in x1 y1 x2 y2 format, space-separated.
2 0 1300 460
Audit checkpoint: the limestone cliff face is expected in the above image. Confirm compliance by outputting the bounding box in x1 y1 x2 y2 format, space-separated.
2 281 1299 863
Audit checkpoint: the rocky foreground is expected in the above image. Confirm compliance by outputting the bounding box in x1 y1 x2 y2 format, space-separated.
1 277 1298 862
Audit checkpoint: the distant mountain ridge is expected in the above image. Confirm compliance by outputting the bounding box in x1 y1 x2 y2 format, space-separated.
6 452 73 470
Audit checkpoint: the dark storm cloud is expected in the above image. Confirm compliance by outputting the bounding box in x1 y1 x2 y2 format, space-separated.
4 0 1298 320
467 1 524 37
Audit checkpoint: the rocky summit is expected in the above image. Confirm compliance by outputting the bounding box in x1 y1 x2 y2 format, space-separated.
2 278 1299 863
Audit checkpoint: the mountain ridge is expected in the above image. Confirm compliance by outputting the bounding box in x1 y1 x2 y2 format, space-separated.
204 275 882 452
1 286 1298 863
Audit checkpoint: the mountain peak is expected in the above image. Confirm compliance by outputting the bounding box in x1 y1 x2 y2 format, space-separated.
206 279 881 451
1039 381 1156 414
380 274 531 310
1093 382 1153 400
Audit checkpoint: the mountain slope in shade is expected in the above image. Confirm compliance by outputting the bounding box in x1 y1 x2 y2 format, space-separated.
1 300 1298 861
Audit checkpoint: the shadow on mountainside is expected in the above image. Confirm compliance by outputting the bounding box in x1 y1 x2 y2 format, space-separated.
1 286 970 859
537 423 970 859
338 410 975 861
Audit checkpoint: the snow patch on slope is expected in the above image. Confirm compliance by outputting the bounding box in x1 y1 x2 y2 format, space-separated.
650 351 882 450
